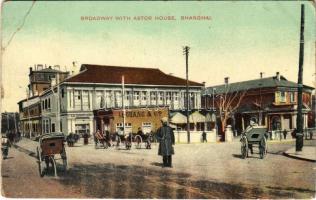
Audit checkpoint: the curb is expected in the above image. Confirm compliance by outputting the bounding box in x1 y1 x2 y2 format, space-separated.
12 143 37 159
282 151 316 163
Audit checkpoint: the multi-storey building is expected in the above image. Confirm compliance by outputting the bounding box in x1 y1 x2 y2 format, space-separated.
28 64 69 96
1 112 19 134
17 64 70 137
203 72 314 138
42 64 204 136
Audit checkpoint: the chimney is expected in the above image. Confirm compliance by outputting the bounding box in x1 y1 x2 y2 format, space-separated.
260 72 264 79
49 65 52 69
276 72 280 81
29 67 32 74
224 77 229 85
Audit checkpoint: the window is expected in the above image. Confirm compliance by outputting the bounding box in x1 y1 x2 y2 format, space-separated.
125 91 130 101
280 91 286 103
48 98 51 108
45 99 47 109
141 91 147 101
174 93 179 101
290 92 295 102
61 89 64 98
166 92 171 101
158 92 164 101
150 92 156 101
134 91 140 100
82 91 90 109
51 123 55 133
75 124 90 135
74 90 81 110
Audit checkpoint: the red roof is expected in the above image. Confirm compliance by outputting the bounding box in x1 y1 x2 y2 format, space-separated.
64 64 203 87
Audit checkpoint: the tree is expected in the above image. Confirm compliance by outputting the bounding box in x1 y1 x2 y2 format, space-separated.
215 85 247 141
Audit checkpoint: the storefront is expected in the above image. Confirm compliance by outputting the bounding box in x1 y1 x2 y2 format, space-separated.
94 107 169 134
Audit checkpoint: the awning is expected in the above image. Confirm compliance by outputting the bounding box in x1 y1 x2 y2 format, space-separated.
205 113 216 122
189 111 205 123
170 112 187 124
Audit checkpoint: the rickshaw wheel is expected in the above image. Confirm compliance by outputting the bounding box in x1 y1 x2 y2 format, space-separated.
135 135 142 149
241 137 248 159
37 147 44 177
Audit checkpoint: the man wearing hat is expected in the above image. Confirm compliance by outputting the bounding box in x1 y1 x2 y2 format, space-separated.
156 117 175 167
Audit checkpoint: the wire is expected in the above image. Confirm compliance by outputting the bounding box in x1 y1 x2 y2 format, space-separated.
2 0 36 51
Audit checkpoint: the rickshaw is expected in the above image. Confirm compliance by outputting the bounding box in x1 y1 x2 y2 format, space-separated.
134 133 152 149
116 132 132 150
240 126 268 159
36 133 67 177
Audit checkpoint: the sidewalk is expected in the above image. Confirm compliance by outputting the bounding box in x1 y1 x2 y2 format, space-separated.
283 146 316 162
12 138 39 155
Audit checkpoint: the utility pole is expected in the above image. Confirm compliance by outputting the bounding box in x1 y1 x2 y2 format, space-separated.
56 73 61 133
183 46 190 143
296 4 305 152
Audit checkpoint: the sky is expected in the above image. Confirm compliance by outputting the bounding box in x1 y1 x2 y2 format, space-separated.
1 1 315 112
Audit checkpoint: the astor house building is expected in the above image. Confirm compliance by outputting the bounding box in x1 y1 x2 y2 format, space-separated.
203 72 314 139
42 64 208 139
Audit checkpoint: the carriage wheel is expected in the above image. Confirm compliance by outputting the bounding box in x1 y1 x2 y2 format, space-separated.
36 147 44 177
259 137 267 159
61 148 68 171
49 156 57 177
240 136 248 159
135 135 142 149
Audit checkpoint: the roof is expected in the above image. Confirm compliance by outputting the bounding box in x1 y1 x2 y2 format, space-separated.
64 64 203 87
205 75 314 95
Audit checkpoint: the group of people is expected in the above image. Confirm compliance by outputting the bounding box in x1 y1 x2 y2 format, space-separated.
92 117 175 168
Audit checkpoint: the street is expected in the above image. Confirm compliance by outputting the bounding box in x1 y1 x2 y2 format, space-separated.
1 138 315 198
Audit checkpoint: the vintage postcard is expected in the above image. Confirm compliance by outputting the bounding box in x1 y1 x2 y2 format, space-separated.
1 0 315 199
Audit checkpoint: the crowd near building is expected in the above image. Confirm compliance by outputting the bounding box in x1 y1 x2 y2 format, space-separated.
16 64 314 142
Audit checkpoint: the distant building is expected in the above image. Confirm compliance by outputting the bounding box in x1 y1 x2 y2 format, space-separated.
1 112 19 134
42 64 204 136
17 64 70 137
203 72 314 136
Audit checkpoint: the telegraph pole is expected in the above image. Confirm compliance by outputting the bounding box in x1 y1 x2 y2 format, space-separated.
183 46 190 143
296 4 305 152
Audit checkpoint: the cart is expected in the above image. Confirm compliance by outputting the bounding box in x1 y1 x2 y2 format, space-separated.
36 133 67 177
240 126 268 159
134 134 152 149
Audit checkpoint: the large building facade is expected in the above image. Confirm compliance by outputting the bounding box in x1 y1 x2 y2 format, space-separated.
43 64 204 136
203 72 314 137
18 64 70 137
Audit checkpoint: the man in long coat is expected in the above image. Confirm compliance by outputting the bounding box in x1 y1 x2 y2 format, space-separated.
156 117 175 167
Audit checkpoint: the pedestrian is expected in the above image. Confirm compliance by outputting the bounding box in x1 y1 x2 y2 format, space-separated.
283 129 287 140
202 131 207 143
310 131 313 140
156 117 175 168
83 132 89 145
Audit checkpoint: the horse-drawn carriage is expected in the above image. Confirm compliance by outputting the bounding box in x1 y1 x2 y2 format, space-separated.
240 125 268 159
36 133 67 177
115 132 152 150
